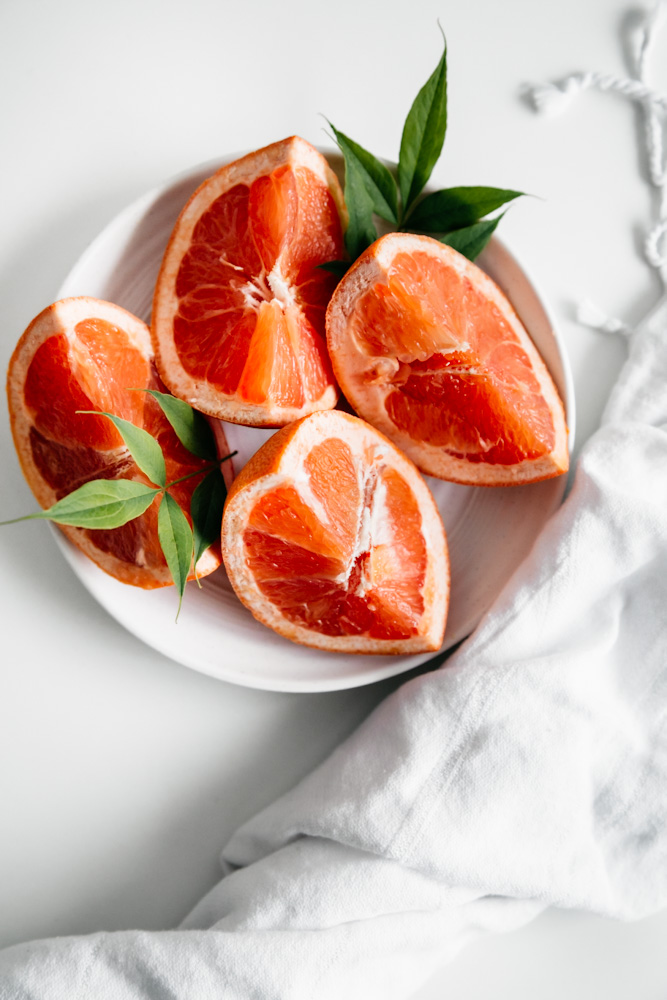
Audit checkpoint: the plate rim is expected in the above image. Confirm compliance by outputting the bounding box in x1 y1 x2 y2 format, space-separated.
52 149 576 693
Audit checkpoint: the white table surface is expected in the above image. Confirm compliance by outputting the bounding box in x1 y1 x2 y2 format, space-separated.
1 0 666 994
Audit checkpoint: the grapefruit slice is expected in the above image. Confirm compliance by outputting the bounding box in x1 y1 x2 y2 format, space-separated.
326 233 569 486
152 136 346 427
7 297 228 588
222 410 448 654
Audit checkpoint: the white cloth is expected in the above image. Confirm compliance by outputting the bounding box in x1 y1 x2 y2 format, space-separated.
1 303 666 999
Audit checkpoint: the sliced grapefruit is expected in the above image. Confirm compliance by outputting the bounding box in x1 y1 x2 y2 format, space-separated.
7 297 228 587
152 136 346 427
222 410 448 654
326 233 569 486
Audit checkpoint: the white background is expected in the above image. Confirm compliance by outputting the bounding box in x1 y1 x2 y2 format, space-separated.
1 0 666 995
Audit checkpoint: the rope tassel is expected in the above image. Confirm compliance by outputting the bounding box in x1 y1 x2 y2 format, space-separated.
523 0 667 325
575 299 633 337
520 78 585 116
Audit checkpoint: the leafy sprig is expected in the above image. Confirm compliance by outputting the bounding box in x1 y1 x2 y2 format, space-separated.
397 32 448 215
324 31 524 269
2 393 235 618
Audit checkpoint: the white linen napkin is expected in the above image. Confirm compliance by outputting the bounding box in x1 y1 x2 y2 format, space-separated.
1 290 666 997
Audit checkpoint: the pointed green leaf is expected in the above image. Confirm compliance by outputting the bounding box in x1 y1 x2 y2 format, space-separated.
405 186 523 232
158 492 194 619
328 122 398 224
136 389 217 461
1 479 159 529
191 467 227 570
440 215 503 261
78 411 166 487
317 260 349 279
398 33 448 214
338 145 378 261
324 119 377 259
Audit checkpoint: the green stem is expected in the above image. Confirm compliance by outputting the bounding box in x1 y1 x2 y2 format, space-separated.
164 465 214 490
0 512 42 526
163 451 237 491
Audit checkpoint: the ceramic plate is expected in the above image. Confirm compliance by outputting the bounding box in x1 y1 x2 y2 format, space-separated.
55 151 575 692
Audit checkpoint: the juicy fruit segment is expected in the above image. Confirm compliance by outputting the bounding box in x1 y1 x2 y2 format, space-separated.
8 299 223 588
356 253 555 463
222 411 448 654
173 168 338 403
326 234 569 486
24 321 150 453
245 451 426 640
153 137 345 426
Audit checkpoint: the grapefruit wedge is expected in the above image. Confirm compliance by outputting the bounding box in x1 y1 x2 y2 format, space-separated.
7 297 227 587
152 137 346 427
222 410 449 654
326 233 569 486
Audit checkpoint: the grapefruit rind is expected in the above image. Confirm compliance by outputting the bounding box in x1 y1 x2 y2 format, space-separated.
7 297 221 588
152 137 344 427
326 233 569 486
221 410 449 655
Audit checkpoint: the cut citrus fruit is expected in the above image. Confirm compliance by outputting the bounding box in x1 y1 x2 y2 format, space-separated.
7 297 229 588
326 233 569 486
152 136 346 427
222 410 448 654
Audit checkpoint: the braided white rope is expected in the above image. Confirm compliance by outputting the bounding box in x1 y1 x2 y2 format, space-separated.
523 72 667 116
635 0 667 258
523 1 667 333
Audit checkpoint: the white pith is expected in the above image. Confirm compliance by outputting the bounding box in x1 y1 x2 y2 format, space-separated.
266 261 297 311
222 411 449 654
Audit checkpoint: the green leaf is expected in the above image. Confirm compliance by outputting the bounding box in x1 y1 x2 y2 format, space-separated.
338 146 378 261
136 389 217 462
158 492 194 619
79 410 166 487
317 260 349 279
440 215 503 261
398 32 448 214
191 468 227 577
405 186 523 232
328 122 398 224
1 479 159 529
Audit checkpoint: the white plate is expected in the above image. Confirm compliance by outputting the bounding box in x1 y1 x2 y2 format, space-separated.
55 151 575 693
